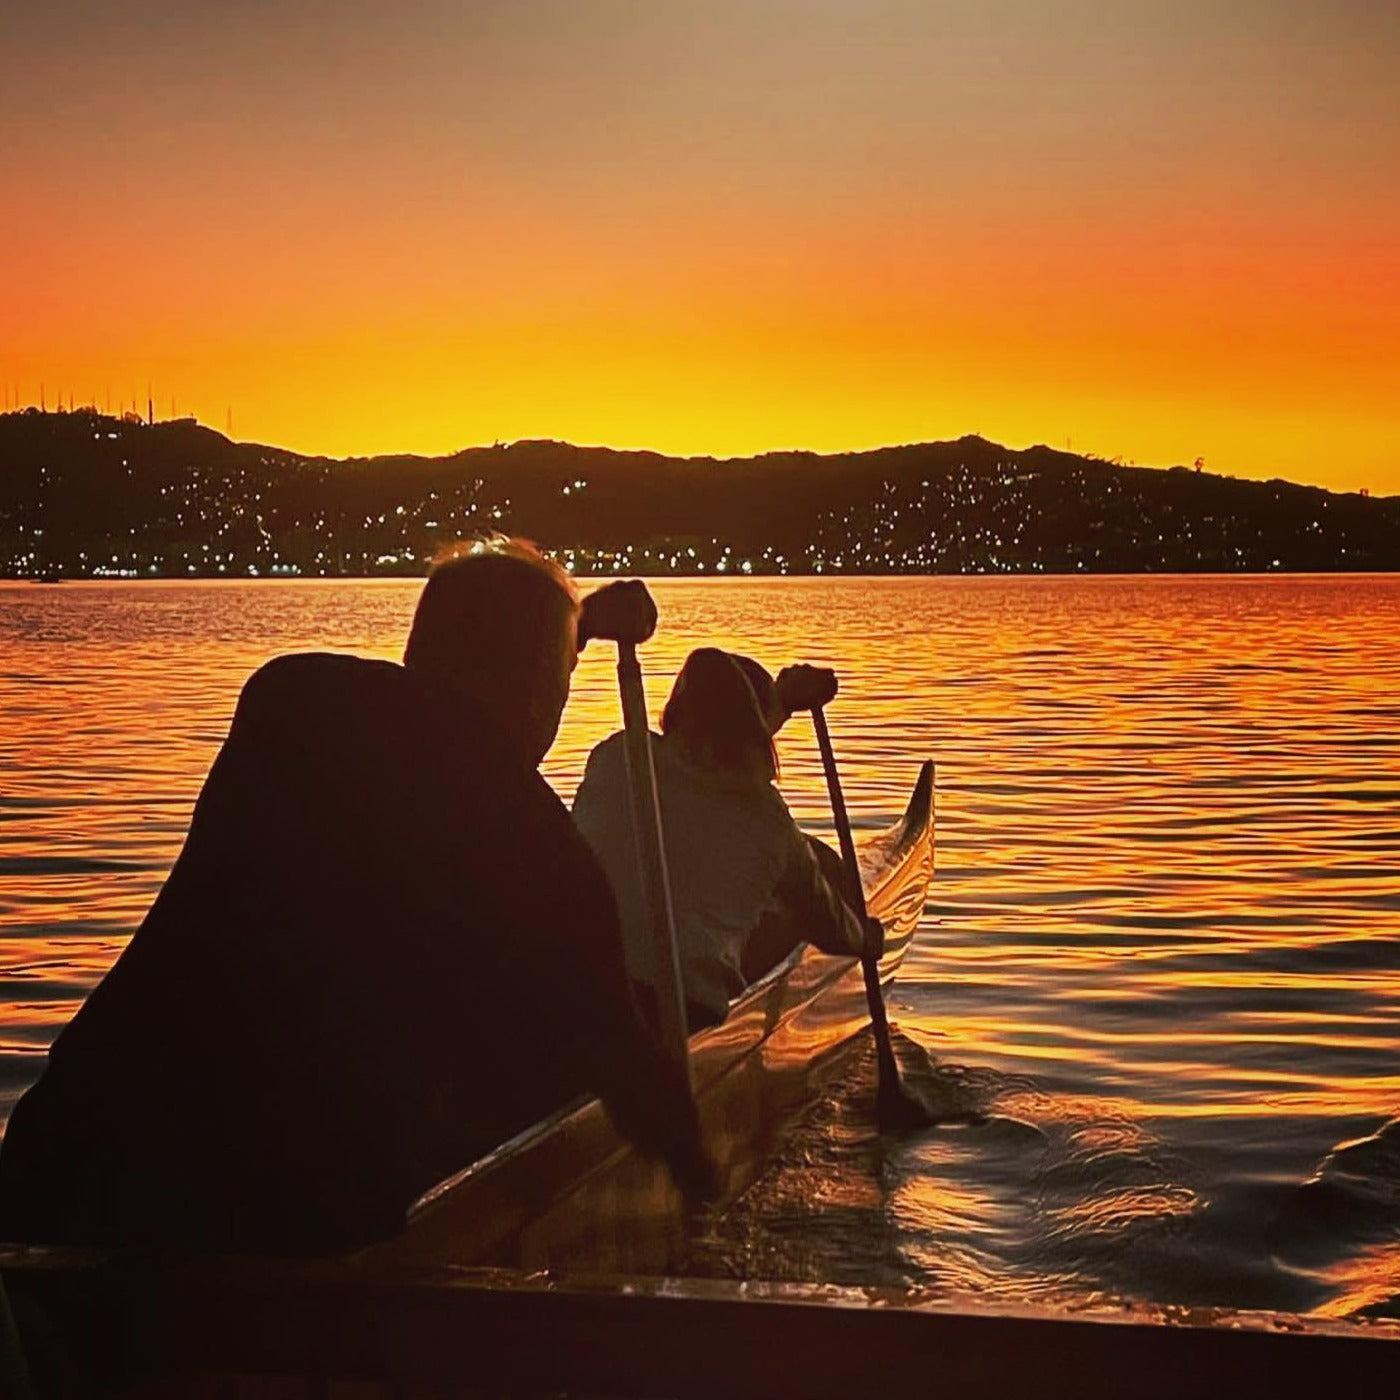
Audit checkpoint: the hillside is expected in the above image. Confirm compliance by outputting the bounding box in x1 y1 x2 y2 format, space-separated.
1 409 1395 578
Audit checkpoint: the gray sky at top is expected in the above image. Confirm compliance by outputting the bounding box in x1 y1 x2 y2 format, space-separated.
5 1 1397 218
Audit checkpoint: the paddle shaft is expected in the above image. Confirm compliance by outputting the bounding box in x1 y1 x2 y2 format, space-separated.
812 706 902 1095
616 642 690 1073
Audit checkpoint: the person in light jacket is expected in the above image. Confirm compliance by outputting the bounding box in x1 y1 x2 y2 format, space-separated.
573 648 881 1031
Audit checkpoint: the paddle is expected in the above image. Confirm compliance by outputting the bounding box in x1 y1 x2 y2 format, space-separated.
812 704 940 1130
581 579 690 1073
615 638 690 1071
579 583 724 1203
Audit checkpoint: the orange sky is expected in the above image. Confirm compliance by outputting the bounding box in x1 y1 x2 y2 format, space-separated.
3 2 1397 492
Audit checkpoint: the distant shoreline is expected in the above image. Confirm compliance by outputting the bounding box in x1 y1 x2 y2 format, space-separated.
4 411 1397 580
6 568 1398 585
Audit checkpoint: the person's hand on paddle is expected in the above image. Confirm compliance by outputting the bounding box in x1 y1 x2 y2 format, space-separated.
578 579 657 649
775 664 837 716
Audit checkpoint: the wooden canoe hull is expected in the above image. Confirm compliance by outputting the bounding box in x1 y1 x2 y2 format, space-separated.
368 759 935 1273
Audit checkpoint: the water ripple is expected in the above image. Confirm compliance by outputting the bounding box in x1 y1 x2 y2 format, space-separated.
2 574 1398 1327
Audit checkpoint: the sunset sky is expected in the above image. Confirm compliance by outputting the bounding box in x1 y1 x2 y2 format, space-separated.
3 2 1397 492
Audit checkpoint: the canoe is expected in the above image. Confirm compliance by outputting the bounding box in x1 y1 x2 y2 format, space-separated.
364 757 936 1274
0 762 936 1394
5 761 1395 1395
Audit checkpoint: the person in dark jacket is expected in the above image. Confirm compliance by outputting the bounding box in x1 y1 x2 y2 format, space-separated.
0 540 707 1255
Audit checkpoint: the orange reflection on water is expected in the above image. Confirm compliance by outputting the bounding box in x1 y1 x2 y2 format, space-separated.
1310 1245 1400 1322
1 575 1398 1320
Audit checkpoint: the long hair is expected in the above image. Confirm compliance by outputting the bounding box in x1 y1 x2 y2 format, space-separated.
661 648 778 783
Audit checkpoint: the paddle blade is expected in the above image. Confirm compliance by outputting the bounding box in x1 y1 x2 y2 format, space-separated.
875 1030 987 1132
876 1076 951 1132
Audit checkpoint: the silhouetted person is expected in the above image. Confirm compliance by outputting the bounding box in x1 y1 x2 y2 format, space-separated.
0 541 706 1255
573 649 878 1031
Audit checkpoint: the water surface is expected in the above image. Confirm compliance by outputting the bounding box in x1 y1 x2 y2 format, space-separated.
2 576 1398 1324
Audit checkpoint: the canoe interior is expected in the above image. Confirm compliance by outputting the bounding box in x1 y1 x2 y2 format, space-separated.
369 758 935 1274
4 1253 1395 1400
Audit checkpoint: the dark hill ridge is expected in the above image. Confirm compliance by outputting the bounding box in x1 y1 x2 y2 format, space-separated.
1 409 1395 578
